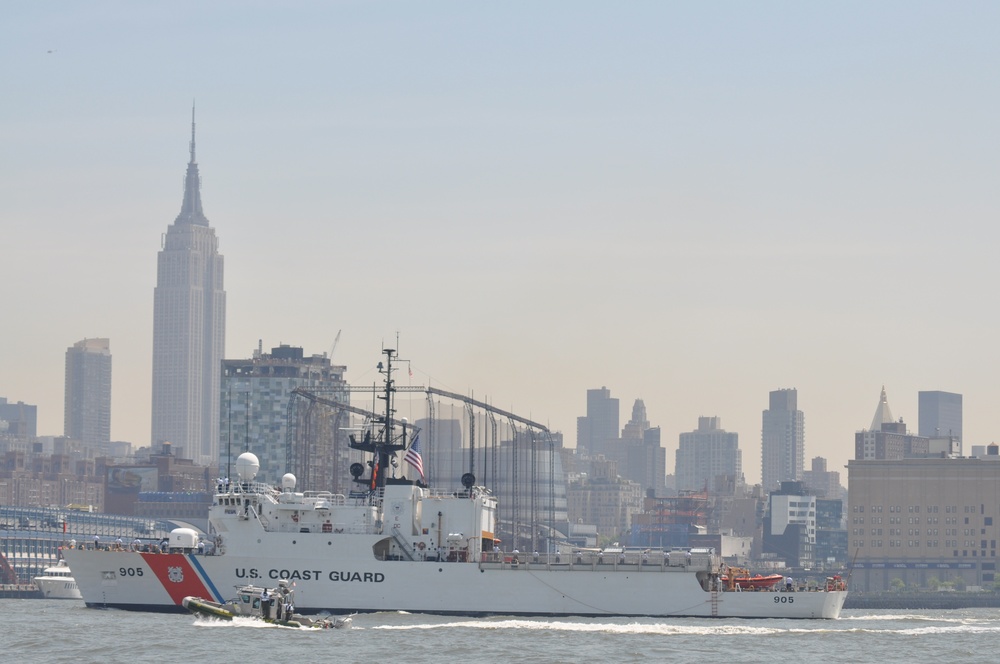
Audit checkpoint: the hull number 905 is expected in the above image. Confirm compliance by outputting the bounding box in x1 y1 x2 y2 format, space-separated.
119 567 144 577
774 595 794 603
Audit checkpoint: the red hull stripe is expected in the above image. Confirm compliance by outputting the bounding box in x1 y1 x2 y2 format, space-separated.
140 553 213 605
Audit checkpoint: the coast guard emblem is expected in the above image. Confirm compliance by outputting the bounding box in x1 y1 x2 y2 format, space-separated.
167 566 184 583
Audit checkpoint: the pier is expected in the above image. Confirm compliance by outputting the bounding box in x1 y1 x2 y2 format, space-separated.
0 584 42 599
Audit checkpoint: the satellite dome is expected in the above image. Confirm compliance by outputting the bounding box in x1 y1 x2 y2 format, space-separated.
281 473 297 491
235 452 260 481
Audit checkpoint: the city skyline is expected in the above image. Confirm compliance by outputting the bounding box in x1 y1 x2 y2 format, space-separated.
4 3 999 485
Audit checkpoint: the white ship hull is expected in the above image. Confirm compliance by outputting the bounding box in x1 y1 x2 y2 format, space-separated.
63 546 845 618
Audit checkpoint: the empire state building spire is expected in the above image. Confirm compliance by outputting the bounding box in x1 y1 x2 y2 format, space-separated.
152 108 226 467
175 103 209 226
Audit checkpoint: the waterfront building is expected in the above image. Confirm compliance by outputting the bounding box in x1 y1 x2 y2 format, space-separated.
0 398 37 438
688 532 754 564
151 109 226 466
970 443 1000 459
221 343 346 486
762 481 815 568
567 457 643 542
64 338 112 452
103 441 215 523
675 416 742 493
855 387 930 460
0 505 174 584
802 456 844 499
815 498 848 565
0 451 103 509
630 491 710 550
761 388 804 493
718 489 766 556
848 456 1000 591
918 390 963 442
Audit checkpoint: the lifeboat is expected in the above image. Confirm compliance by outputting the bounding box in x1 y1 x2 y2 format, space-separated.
720 568 785 590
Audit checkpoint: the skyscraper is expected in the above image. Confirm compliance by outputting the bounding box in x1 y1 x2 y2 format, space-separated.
576 387 619 458
918 390 962 441
761 388 804 492
151 109 226 466
675 416 742 493
621 399 649 442
64 338 112 449
621 399 667 496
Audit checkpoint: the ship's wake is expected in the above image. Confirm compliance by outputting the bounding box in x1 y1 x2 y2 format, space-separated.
373 620 788 636
370 616 1000 637
192 616 324 631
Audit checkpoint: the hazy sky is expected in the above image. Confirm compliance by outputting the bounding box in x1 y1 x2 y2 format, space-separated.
3 2 999 485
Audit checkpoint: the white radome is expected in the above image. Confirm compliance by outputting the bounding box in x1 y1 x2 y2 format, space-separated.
235 452 260 481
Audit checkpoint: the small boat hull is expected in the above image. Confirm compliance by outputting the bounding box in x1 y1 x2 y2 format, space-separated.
182 596 234 620
182 589 351 629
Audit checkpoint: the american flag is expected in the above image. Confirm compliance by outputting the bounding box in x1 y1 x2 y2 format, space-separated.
404 434 424 479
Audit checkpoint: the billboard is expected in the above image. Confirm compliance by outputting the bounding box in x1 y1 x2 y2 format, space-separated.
107 467 158 494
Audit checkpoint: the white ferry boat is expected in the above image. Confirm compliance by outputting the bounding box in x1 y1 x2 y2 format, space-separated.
65 349 847 619
33 559 82 599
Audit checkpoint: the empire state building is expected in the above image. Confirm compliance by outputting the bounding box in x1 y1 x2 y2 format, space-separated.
151 109 226 466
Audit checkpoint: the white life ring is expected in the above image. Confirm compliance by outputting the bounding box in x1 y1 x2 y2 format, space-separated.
417 542 426 550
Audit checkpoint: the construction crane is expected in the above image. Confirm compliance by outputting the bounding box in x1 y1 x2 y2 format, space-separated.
329 330 342 360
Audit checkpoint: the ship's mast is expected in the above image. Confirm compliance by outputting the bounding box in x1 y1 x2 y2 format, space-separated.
349 348 408 491
374 348 397 489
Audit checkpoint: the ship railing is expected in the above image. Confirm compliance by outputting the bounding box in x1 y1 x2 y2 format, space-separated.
718 582 831 593
423 487 463 498
421 487 493 500
343 487 386 506
220 481 279 497
477 550 718 573
301 491 347 506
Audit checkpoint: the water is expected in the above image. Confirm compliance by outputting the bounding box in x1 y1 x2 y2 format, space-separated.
5 601 1000 663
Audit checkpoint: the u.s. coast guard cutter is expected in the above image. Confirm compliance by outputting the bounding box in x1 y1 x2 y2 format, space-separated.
65 349 846 619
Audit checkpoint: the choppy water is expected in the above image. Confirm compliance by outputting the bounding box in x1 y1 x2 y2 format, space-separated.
6 600 1000 663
